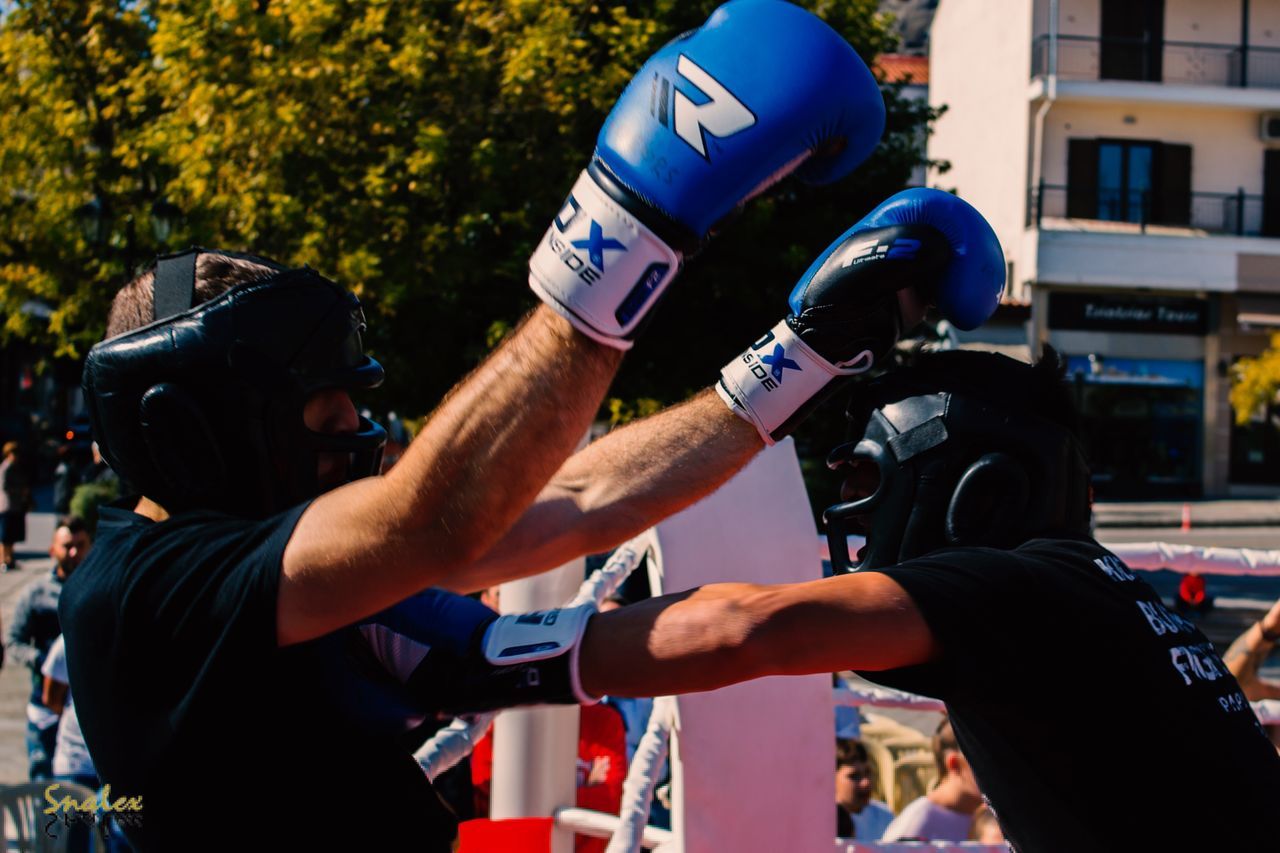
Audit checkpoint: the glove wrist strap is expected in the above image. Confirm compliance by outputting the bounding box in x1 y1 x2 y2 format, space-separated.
483 604 600 705
529 170 682 350
718 319 873 444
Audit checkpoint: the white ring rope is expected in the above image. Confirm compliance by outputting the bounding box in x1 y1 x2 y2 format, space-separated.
605 696 676 853
834 680 1280 725
416 535 653 780
822 536 1280 576
1105 541 1280 576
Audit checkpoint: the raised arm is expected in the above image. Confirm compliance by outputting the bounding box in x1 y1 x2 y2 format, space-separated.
279 1 888 645
449 390 763 593
1224 597 1280 701
280 309 620 646
577 572 939 698
454 189 1005 592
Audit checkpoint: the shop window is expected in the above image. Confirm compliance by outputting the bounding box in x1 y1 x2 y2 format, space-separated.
1065 355 1203 499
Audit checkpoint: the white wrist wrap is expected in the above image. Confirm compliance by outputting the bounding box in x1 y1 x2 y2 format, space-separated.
483 603 599 705
717 319 873 444
529 170 682 350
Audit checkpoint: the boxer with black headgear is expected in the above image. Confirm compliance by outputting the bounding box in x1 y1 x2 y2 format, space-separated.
58 5 941 849
83 248 388 516
572 347 1280 852
822 348 1092 573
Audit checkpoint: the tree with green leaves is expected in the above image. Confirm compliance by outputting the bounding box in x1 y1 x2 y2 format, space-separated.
0 0 942 430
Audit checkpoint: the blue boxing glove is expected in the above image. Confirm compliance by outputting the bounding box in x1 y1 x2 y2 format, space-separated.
529 0 885 349
718 188 1005 443
318 589 599 737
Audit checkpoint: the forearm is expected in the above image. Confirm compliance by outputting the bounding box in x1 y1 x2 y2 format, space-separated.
281 307 622 644
451 391 762 592
551 390 763 541
577 573 936 698
578 584 775 698
1224 618 1280 701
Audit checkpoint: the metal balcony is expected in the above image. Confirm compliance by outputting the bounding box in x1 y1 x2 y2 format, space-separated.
1031 34 1280 89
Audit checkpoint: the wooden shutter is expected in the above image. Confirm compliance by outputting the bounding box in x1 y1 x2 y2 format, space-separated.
1263 150 1280 237
1066 139 1099 219
1152 143 1192 226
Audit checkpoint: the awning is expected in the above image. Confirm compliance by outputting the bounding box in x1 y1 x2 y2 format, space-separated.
1236 294 1280 329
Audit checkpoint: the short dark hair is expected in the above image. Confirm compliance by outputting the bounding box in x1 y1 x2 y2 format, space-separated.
57 515 89 539
105 253 278 339
836 737 870 769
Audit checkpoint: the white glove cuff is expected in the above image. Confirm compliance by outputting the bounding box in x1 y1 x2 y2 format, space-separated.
717 319 873 444
529 170 682 350
483 604 600 705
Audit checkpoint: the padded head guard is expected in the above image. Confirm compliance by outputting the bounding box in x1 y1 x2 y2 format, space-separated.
823 350 1091 573
82 248 386 517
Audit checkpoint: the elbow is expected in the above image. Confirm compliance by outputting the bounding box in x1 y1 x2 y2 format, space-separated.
687 586 784 687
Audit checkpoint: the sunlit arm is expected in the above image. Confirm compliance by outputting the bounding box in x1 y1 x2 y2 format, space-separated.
578 571 940 698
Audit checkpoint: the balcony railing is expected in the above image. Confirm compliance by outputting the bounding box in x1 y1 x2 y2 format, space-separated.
1031 33 1280 89
1028 183 1270 237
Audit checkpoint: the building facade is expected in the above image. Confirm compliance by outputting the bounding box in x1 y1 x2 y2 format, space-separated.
929 0 1280 498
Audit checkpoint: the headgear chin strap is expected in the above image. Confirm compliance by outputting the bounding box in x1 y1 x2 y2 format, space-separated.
823 386 1091 573
83 247 387 518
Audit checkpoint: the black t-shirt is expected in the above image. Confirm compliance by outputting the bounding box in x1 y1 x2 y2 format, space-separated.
860 535 1280 853
59 504 458 851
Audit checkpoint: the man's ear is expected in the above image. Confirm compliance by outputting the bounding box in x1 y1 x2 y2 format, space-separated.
945 748 965 775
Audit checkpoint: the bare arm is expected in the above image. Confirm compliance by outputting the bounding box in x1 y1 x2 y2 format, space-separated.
1224 598 1280 701
448 390 764 593
578 572 939 698
279 308 622 647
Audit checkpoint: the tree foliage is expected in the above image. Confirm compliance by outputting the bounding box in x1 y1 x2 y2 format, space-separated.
0 0 941 422
1231 333 1280 425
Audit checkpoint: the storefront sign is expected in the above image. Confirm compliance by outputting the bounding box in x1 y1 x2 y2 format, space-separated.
1048 293 1209 335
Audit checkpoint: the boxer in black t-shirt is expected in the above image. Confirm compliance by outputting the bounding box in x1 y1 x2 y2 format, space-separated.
574 349 1280 852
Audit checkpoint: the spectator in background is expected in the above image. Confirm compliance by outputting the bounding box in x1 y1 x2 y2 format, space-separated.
600 594 654 762
970 804 1006 846
835 737 893 841
1224 595 1280 701
882 718 982 843
7 516 92 779
470 703 628 853
0 441 30 572
41 634 98 789
42 633 132 853
53 446 80 516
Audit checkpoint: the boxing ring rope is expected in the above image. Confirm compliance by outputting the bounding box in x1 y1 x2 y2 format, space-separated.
415 537 652 780
419 532 1280 851
822 536 1280 575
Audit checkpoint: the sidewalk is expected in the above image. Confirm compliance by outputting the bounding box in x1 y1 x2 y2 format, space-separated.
0 511 56 784
1094 499 1280 528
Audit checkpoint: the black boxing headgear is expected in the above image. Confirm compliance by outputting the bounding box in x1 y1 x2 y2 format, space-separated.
82 247 387 517
823 350 1091 573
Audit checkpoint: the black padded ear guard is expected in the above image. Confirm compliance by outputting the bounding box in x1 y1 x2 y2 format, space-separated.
138 383 229 505
944 452 1031 547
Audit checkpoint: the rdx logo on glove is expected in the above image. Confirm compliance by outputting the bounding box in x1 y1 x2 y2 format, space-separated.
548 196 629 284
738 330 801 391
651 55 757 159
